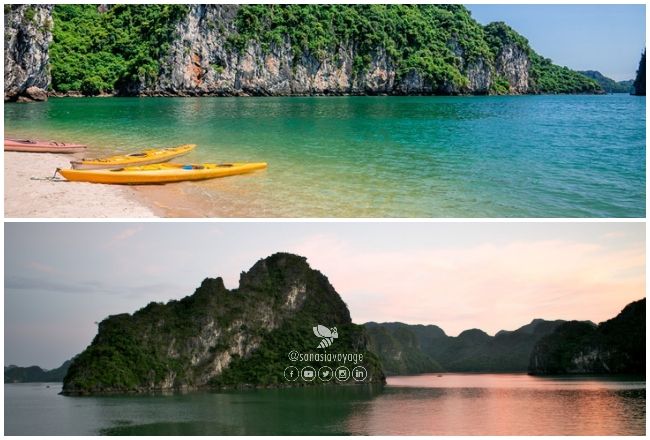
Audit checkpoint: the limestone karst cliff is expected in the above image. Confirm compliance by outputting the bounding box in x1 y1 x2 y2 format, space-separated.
4 5 54 101
62 253 385 395
5 5 602 98
117 6 599 96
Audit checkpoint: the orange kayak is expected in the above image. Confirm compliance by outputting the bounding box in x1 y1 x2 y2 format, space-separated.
5 138 87 153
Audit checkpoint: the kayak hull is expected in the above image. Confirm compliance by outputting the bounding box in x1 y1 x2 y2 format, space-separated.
5 139 87 154
70 144 196 170
58 162 268 184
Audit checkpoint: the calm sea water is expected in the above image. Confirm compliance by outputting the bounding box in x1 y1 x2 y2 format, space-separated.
5 374 645 435
4 95 645 217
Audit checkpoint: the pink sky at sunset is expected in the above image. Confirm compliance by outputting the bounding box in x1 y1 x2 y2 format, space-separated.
5 222 645 367
289 232 644 336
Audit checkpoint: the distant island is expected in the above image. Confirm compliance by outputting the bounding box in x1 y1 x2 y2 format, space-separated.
4 360 71 383
366 298 644 376
5 4 605 101
364 319 572 375
577 71 634 94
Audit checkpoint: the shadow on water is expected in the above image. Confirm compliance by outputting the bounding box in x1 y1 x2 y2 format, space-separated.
97 385 385 435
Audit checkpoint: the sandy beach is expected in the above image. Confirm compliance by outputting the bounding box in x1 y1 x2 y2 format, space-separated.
4 152 156 218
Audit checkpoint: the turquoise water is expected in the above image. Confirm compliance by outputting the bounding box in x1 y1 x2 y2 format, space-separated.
5 375 645 435
4 95 645 217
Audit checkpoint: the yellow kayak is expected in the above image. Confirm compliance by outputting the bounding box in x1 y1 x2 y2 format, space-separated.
70 144 196 170
58 162 268 184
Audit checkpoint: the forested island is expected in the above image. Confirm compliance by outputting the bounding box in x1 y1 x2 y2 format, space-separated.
578 71 634 94
5 4 606 101
4 361 71 383
364 319 570 375
61 253 385 395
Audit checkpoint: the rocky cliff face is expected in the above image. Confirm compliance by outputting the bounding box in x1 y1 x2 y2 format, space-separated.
142 5 397 96
4 5 53 101
494 44 531 94
62 253 384 395
6 5 600 97
134 5 532 96
632 50 645 96
529 298 645 375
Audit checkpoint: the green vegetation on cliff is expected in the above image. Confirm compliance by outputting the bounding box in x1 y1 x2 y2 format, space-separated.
63 253 384 394
529 55 602 94
231 4 491 90
483 21 601 94
50 4 187 94
48 4 600 95
233 6 599 94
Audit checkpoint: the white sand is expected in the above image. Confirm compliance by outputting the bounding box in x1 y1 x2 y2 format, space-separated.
4 152 156 218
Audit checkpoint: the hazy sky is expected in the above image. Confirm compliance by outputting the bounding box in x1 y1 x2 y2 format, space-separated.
467 4 646 81
5 222 644 369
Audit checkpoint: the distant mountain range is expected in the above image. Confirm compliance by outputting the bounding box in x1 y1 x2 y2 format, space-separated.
365 298 644 376
364 319 571 375
4 360 71 383
577 70 634 93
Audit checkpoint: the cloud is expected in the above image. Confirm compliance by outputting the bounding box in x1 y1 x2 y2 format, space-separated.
5 275 121 295
5 275 188 301
26 261 57 274
111 225 144 242
288 234 645 336
602 231 627 240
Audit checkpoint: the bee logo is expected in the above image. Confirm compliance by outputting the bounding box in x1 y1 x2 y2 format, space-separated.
313 325 338 349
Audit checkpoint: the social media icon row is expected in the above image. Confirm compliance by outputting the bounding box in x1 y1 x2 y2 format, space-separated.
284 365 367 382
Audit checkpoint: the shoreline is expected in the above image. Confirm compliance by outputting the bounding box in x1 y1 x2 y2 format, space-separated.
38 90 611 99
4 152 156 218
7 90 617 104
